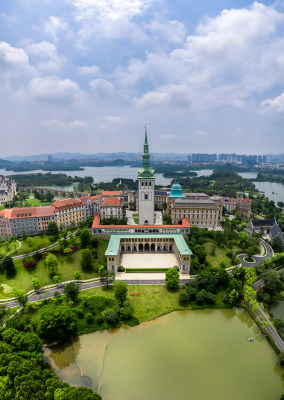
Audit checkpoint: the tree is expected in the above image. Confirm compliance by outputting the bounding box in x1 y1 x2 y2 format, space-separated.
113 281 128 304
104 309 119 325
272 236 284 253
2 256 16 277
74 271 81 280
36 305 76 343
165 268 180 289
46 221 59 237
80 228 91 249
13 289 28 307
274 318 284 330
246 246 255 260
228 289 241 306
99 266 115 289
53 275 61 283
63 247 73 257
45 253 58 276
263 270 282 296
80 249 93 271
54 387 102 400
64 282 79 302
32 278 41 290
233 257 241 265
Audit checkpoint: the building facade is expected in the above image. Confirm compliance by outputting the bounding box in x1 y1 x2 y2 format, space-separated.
0 176 17 204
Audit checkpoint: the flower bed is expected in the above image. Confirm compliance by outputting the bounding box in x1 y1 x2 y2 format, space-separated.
51 246 79 255
23 254 42 269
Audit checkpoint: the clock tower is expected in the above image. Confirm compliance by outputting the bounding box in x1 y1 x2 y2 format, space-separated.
138 127 155 225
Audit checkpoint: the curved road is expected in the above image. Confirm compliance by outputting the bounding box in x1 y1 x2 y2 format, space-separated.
238 238 274 268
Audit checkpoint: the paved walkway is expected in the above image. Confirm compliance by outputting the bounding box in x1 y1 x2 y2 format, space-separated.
116 272 191 281
126 210 136 225
155 211 162 225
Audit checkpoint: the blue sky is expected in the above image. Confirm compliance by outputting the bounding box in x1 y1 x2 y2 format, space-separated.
0 0 283 156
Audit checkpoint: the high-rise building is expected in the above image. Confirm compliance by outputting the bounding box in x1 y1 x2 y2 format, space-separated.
137 127 155 225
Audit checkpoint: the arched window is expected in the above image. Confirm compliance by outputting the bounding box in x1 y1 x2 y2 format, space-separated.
145 193 148 200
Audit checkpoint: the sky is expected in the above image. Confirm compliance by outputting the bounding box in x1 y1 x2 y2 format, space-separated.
0 0 284 157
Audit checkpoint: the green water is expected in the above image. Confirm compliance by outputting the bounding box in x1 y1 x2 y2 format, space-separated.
44 309 284 400
271 300 284 320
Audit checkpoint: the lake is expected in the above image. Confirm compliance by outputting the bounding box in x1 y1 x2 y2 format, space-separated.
44 309 284 400
0 166 214 187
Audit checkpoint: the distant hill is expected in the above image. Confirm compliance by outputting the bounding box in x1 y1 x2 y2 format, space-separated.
4 152 188 162
0 159 13 168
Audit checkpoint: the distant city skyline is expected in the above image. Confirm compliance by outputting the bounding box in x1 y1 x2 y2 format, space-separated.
0 1 283 155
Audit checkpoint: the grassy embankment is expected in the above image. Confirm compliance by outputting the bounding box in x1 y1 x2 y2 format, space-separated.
78 285 228 325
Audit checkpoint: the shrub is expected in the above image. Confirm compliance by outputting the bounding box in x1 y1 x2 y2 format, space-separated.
86 312 94 323
104 309 119 325
23 254 42 269
118 266 125 272
119 305 132 320
179 292 190 305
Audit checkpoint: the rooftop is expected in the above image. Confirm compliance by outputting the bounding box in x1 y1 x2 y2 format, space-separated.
105 234 193 256
101 198 121 206
92 215 190 229
102 191 121 196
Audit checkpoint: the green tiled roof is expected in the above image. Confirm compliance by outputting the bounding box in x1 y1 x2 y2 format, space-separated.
105 234 192 256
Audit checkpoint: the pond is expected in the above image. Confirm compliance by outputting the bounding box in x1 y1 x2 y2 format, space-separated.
270 299 284 320
44 309 284 400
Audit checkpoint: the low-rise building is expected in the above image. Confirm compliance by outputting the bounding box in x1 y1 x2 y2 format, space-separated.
53 198 85 229
0 176 17 204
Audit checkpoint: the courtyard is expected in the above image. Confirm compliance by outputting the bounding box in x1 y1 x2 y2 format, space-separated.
120 253 178 269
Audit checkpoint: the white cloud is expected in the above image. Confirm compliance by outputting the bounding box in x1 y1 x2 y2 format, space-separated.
145 19 186 44
136 84 192 108
0 41 30 68
25 41 64 71
89 78 114 95
27 76 81 101
43 16 69 42
129 2 284 110
78 65 101 76
69 119 88 128
70 0 153 47
261 92 284 113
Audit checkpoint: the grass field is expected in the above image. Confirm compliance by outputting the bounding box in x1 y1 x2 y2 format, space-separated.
79 285 229 323
204 240 242 268
0 238 107 294
0 235 55 258
24 198 52 207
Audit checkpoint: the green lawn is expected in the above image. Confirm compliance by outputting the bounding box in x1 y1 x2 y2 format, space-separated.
0 235 55 258
79 285 229 323
79 285 189 322
0 239 108 294
24 198 52 207
0 205 5 210
204 241 242 268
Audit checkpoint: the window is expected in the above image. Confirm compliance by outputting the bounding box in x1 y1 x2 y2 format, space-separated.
149 182 151 186
145 193 148 200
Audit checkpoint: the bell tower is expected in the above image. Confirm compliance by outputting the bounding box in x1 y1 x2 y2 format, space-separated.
137 126 155 225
